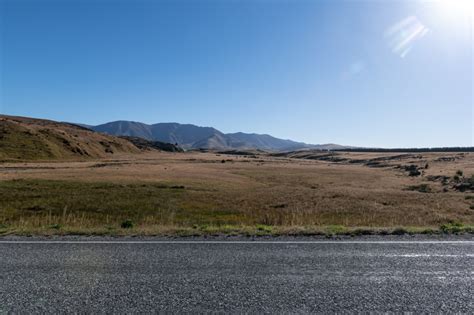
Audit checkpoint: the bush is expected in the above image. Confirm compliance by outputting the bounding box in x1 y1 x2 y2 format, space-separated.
440 222 463 234
256 224 273 233
406 184 431 193
170 185 185 189
121 220 134 229
351 228 374 236
49 224 61 230
408 169 421 177
456 170 463 177
420 228 435 235
392 228 408 235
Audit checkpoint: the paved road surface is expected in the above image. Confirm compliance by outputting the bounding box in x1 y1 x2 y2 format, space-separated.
0 238 473 313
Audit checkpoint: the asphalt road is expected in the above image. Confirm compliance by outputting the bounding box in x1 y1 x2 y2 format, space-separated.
0 237 473 313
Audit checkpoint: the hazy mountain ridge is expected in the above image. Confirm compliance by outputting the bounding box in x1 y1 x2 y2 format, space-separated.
87 120 347 151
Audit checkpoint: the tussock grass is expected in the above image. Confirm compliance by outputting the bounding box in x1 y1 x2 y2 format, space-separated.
1 150 474 235
0 178 473 235
0 179 246 230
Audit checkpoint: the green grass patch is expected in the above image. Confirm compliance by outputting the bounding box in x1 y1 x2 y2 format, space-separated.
0 179 247 229
440 222 473 234
256 224 273 233
324 225 347 235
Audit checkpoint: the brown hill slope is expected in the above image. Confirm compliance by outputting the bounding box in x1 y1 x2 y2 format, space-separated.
0 115 140 161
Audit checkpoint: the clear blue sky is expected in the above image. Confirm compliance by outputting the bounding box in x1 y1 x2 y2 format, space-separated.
1 0 472 147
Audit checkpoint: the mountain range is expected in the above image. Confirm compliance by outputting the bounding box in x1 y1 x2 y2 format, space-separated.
84 121 346 151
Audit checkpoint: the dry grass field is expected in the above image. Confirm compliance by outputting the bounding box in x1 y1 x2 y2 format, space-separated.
0 115 140 161
0 150 473 235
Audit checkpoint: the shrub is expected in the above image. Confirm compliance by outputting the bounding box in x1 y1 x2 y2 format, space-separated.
271 203 287 209
121 220 134 229
456 170 463 177
404 165 421 176
256 224 273 233
440 222 463 234
392 228 407 235
406 184 431 193
170 185 185 189
420 228 435 235
408 169 421 177
351 228 373 236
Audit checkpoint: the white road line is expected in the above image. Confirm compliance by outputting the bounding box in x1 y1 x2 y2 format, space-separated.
385 254 474 257
0 241 473 244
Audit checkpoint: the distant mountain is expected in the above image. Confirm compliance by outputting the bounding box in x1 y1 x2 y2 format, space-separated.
226 132 309 151
87 120 348 151
92 121 153 139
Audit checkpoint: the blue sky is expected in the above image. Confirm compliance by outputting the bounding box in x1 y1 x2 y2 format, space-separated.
1 0 472 147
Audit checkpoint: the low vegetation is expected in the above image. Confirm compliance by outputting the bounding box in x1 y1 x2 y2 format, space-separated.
1 143 473 235
406 184 432 193
0 172 472 235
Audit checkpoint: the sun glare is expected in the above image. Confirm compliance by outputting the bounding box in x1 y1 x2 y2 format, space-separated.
435 0 473 19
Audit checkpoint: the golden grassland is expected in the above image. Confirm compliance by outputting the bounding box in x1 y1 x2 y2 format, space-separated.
0 115 139 161
0 151 473 235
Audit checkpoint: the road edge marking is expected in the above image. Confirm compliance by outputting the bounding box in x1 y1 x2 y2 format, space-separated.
0 240 473 244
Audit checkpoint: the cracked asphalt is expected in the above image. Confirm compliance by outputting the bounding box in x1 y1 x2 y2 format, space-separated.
0 237 473 313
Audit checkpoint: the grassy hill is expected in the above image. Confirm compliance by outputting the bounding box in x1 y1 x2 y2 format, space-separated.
0 115 140 161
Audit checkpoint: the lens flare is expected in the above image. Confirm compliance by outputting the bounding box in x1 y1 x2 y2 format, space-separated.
385 16 430 58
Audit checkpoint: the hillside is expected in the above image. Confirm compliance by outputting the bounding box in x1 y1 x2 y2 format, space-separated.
88 120 341 151
0 115 141 161
119 136 183 152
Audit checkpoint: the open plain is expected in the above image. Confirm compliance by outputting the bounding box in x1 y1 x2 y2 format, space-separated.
1 150 473 235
